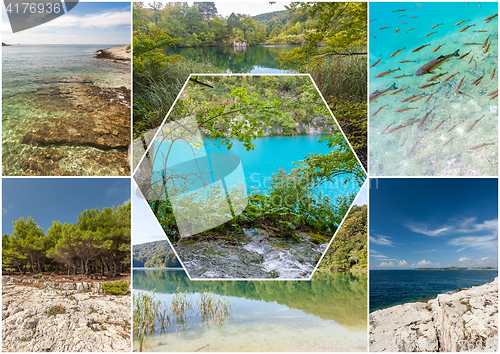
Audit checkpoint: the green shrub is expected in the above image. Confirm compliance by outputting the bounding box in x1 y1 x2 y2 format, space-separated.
32 273 42 279
100 280 129 295
45 305 65 317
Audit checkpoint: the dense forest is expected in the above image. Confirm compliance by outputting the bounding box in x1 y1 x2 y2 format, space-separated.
2 203 131 277
132 2 367 169
318 205 367 271
133 240 181 268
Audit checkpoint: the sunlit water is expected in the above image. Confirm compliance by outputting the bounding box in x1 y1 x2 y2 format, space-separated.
2 44 130 176
369 2 498 176
133 269 367 352
167 46 299 74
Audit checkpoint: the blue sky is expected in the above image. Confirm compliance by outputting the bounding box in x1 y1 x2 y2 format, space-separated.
2 1 130 44
2 178 131 234
370 178 498 270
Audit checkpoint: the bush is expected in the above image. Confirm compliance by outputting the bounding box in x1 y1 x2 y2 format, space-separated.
100 280 129 295
45 305 65 317
32 273 42 279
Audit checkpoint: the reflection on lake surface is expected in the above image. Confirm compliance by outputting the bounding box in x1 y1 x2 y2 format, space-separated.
133 269 367 352
166 46 299 74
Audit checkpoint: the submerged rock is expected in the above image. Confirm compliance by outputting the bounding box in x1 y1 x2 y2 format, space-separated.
370 277 498 352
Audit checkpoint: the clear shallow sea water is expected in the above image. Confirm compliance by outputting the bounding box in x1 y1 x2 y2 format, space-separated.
369 2 498 176
370 269 498 312
2 44 130 176
133 269 367 352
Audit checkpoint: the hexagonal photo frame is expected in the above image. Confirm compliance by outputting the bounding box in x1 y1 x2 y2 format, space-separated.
133 74 365 280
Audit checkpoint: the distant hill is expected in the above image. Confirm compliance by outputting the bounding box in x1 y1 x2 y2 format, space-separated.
252 10 294 27
133 240 181 268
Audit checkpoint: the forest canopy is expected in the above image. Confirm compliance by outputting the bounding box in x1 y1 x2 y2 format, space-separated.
2 203 131 277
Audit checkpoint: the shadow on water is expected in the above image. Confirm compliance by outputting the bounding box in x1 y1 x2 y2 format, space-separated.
133 268 367 330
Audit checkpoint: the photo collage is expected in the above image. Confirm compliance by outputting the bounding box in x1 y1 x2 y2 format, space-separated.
0 0 498 352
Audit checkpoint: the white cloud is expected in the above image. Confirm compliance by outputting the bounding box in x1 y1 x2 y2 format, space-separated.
405 222 451 236
458 257 474 263
370 234 394 247
448 235 498 252
377 260 410 268
41 10 130 29
415 260 433 268
398 260 409 267
457 256 498 267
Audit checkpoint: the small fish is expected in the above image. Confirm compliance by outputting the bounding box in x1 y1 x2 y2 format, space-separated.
393 9 407 12
459 24 475 32
401 94 422 102
409 94 427 102
455 19 470 26
427 72 448 82
454 75 466 92
382 123 394 134
370 34 377 38
394 28 400 35
483 35 491 48
412 44 430 52
483 42 491 54
431 23 444 29
491 68 496 80
470 143 494 150
395 107 417 112
398 60 415 63
457 90 471 97
433 118 448 131
474 30 488 33
442 137 454 146
442 72 458 83
466 116 483 132
371 105 387 117
425 31 438 37
375 67 401 78
471 72 485 86
418 82 440 89
379 27 391 30
369 19 377 22
474 60 477 69
490 92 498 100
467 54 475 65
383 125 406 134
407 27 416 33
401 118 421 126
409 16 418 19
393 74 413 79
446 124 459 133
484 14 498 23
389 87 409 95
407 138 423 156
432 44 445 52
401 22 408 25
463 43 481 45
390 47 406 57
425 92 435 103
399 15 406 18
416 4 425 8
487 89 498 96
370 57 382 68
417 109 433 128
457 50 471 59
369 83 398 102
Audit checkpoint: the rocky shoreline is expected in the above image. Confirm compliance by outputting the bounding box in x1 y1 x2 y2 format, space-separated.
370 277 498 352
95 45 131 62
2 276 131 352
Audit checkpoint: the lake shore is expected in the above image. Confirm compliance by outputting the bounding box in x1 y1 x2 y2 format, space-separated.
369 277 498 352
2 276 131 352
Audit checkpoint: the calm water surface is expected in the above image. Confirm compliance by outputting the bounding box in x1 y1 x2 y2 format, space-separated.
133 268 367 351
167 45 299 74
370 269 498 312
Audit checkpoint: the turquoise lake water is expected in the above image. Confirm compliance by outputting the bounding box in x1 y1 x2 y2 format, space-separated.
370 269 498 312
369 2 498 176
167 45 298 74
133 268 367 352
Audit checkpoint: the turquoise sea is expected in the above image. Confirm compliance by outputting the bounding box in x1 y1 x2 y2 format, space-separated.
370 269 498 312
369 2 498 176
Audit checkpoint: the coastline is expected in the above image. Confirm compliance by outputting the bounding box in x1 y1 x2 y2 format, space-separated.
369 277 498 352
